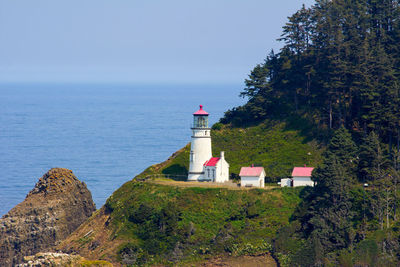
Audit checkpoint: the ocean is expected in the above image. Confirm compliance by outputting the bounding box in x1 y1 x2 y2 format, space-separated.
0 83 244 216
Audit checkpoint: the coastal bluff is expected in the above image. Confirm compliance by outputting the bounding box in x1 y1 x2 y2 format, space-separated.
0 168 96 267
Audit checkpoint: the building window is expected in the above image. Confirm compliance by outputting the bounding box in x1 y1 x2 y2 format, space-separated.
212 169 215 178
207 169 210 178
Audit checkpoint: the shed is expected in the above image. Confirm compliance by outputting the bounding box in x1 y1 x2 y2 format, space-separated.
239 166 265 188
280 178 292 187
291 166 314 187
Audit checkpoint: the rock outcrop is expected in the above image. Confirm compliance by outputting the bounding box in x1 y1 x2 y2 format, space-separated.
15 252 112 267
15 252 83 267
0 168 96 267
15 252 113 267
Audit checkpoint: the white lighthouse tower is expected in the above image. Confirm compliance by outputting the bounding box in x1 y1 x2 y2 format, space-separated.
188 105 212 181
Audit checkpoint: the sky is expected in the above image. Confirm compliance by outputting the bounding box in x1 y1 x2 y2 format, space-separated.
0 0 315 84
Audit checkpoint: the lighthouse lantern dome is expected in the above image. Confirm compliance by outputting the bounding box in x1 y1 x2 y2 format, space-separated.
193 105 209 128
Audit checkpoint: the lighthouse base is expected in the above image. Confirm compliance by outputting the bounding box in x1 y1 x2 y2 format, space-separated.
188 172 204 181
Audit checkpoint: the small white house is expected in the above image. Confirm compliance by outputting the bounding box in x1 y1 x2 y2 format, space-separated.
239 166 265 188
202 151 229 183
291 166 314 187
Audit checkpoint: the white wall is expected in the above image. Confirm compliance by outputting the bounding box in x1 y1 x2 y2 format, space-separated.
292 177 314 187
202 158 229 183
260 173 265 187
215 158 229 183
241 175 264 188
280 178 291 187
203 166 216 181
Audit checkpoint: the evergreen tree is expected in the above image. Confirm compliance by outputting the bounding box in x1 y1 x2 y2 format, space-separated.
300 128 357 254
358 131 388 182
324 126 358 174
241 64 270 99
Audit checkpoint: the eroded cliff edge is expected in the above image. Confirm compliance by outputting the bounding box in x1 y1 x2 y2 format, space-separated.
0 168 96 266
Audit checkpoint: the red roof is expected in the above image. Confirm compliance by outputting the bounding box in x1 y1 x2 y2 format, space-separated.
204 157 220 166
193 105 209 115
291 167 314 177
239 166 265 177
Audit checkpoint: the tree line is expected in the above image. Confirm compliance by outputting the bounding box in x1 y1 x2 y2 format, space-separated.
222 0 400 149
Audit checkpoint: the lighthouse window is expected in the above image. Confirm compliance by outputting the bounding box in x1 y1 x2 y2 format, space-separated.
199 117 205 127
194 116 209 128
190 152 194 162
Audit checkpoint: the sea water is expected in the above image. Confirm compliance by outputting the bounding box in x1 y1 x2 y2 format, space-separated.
0 83 244 216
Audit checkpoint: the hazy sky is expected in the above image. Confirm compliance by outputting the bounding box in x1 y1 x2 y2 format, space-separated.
0 0 315 84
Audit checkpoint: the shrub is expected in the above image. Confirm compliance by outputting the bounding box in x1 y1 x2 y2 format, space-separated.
354 239 378 266
225 239 272 256
212 122 223 130
128 203 154 224
118 243 151 266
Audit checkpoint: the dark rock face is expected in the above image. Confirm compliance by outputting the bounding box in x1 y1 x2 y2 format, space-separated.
0 168 96 267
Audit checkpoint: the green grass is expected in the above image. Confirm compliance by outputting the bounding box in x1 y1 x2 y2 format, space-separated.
104 181 304 265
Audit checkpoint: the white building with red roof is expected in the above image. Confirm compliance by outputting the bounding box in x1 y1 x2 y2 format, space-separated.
203 151 229 183
281 165 314 187
188 105 229 182
239 165 265 188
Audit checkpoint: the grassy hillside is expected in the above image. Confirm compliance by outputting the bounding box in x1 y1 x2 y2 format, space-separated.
59 181 303 266
137 119 323 182
58 118 324 265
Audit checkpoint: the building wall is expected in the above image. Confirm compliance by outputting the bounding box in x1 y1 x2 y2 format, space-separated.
292 177 314 187
280 178 292 187
215 159 229 183
203 160 229 183
203 166 216 181
188 128 212 181
240 175 264 188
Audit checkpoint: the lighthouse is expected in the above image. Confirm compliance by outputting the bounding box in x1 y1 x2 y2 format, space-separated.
188 105 212 181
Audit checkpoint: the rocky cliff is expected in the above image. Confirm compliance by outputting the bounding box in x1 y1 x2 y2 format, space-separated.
0 168 96 266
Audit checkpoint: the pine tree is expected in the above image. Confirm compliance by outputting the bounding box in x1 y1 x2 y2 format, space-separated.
324 126 358 175
300 127 357 254
358 131 388 182
241 64 270 99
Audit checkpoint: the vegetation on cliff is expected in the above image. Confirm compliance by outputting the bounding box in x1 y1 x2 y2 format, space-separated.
60 181 301 265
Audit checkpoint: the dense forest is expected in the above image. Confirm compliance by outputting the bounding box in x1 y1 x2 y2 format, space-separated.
222 0 400 143
221 0 400 265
